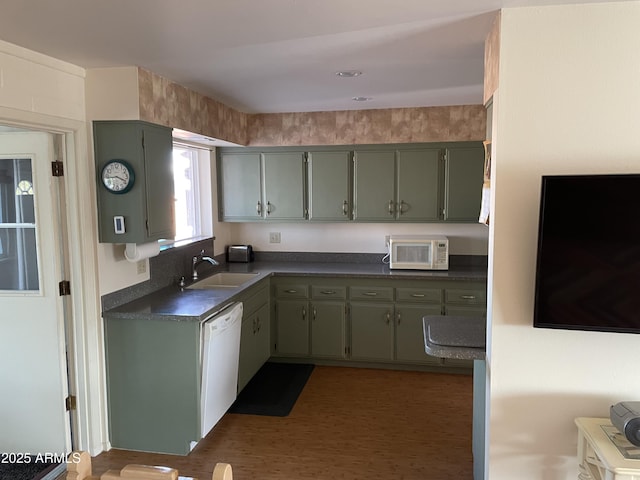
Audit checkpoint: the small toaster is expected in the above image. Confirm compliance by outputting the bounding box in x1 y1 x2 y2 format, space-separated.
226 245 254 263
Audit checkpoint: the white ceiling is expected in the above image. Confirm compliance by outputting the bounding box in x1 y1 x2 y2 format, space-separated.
0 0 621 114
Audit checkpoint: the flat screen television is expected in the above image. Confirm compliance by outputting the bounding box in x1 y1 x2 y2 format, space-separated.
533 174 640 334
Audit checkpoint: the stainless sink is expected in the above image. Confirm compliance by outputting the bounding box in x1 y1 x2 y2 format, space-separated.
187 272 259 289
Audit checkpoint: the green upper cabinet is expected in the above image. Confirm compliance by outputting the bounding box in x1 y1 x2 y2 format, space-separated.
353 150 396 221
443 145 485 222
353 147 442 222
263 151 306 220
217 142 484 223
218 150 305 221
219 152 262 221
396 148 441 221
307 150 352 221
94 120 175 243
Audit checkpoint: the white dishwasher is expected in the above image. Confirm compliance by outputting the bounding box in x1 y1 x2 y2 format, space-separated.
200 302 243 438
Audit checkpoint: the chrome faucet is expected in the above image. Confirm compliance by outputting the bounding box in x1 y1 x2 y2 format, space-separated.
192 249 219 280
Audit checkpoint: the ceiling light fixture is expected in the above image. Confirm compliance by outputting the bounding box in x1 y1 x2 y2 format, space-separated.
335 70 362 78
352 96 372 102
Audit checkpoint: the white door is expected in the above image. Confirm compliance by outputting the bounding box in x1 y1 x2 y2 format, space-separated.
0 130 72 453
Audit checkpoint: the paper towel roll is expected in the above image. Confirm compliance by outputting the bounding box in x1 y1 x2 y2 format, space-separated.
124 242 160 262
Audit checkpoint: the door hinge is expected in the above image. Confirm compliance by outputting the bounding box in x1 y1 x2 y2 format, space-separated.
59 280 71 296
51 161 64 177
65 395 77 411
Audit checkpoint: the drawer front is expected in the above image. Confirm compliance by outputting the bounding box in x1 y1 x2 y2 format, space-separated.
243 286 269 315
311 285 347 300
349 286 394 301
396 287 442 304
445 288 486 306
275 284 309 299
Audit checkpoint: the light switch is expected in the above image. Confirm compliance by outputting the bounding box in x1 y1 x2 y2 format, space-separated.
114 216 125 234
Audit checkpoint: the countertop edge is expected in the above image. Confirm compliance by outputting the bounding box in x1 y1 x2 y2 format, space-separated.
103 262 487 323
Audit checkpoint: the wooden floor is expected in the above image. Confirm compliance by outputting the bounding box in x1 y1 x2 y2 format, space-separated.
91 366 473 480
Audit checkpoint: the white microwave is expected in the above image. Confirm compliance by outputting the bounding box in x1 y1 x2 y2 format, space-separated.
387 235 449 270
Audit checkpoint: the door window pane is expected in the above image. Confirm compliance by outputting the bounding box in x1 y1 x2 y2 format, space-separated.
0 158 39 291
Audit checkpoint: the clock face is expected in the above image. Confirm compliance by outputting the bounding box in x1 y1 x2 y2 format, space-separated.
101 160 134 194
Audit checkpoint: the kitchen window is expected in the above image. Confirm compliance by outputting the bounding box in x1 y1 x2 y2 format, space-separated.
161 142 213 248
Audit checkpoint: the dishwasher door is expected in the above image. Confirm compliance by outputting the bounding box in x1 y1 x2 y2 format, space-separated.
200 302 243 438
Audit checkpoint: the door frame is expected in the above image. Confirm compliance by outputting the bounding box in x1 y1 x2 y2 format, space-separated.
0 107 107 455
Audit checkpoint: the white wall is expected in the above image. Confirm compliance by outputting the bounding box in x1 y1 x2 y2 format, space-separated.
232 222 488 255
488 3 640 478
84 67 152 295
0 39 106 454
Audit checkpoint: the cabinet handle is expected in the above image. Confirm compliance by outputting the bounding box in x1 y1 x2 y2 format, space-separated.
284 289 298 294
388 200 394 215
386 312 391 324
256 201 262 215
302 307 306 320
266 201 272 215
460 295 477 300
363 292 378 296
397 312 401 324
252 318 257 334
399 200 408 215
320 290 336 295
342 200 348 216
312 308 317 320
411 293 426 298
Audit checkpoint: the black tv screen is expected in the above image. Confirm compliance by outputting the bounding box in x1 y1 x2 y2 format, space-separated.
533 174 640 334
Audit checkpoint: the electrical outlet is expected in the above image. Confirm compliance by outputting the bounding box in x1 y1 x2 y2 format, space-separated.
269 232 281 243
137 260 147 274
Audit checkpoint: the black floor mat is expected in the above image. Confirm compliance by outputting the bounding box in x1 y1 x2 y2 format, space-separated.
228 362 314 417
0 460 57 480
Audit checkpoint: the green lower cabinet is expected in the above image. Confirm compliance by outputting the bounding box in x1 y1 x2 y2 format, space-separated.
310 301 347 359
350 302 395 362
238 303 270 392
104 317 200 455
274 299 310 356
395 304 442 365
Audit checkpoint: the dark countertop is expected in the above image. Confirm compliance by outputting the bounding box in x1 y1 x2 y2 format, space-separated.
423 315 486 360
103 261 487 323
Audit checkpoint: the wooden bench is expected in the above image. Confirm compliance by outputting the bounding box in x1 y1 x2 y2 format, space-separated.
66 451 232 480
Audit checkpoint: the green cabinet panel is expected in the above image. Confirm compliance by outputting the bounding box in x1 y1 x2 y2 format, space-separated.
443 145 485 222
238 302 270 392
104 316 200 455
219 152 262 221
94 120 175 243
350 302 394 361
395 304 442 364
310 301 346 359
263 152 306 220
274 299 310 356
237 283 270 392
353 150 396 221
396 148 441 221
307 150 352 221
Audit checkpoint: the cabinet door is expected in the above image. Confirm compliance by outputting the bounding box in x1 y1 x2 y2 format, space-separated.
311 301 346 359
219 152 262 220
308 150 352 221
395 304 443 365
353 150 396 221
238 303 271 392
396 148 441 221
143 124 175 240
443 146 484 222
274 300 309 356
94 121 173 243
263 152 306 220
350 302 394 361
